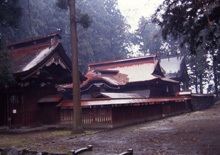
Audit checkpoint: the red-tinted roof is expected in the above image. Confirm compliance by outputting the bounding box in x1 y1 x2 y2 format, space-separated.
81 54 178 89
81 69 127 87
3 31 81 84
88 54 158 67
11 41 59 73
175 91 192 96
5 31 72 75
38 95 64 103
57 97 191 107
6 30 62 47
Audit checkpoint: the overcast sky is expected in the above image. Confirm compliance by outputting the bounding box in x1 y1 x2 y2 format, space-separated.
117 0 164 31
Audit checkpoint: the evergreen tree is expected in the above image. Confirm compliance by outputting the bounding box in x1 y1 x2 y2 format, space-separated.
0 0 22 88
56 0 92 134
152 0 220 95
0 0 22 44
134 17 182 56
186 51 210 94
133 17 163 55
152 0 220 55
76 0 131 72
0 46 14 88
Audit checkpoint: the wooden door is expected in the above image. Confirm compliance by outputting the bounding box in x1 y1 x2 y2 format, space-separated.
8 93 24 127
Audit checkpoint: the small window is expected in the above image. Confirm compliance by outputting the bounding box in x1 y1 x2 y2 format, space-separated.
10 94 21 104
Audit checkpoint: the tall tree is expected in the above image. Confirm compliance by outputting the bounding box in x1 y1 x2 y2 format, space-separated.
133 17 183 56
76 0 132 72
186 51 210 94
69 0 83 134
152 0 220 96
152 0 220 54
133 17 163 55
56 0 92 134
0 0 22 88
0 0 22 43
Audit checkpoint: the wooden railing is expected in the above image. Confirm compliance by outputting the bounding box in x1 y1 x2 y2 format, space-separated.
60 100 191 128
60 107 112 125
82 107 112 125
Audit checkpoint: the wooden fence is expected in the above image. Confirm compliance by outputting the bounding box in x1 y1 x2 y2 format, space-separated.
60 100 191 128
60 106 112 127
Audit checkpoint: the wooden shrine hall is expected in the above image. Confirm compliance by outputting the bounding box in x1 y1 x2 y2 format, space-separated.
57 55 214 128
0 30 86 128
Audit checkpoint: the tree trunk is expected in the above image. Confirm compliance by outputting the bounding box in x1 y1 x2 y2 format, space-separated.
199 74 203 94
195 71 198 94
69 0 84 134
213 60 218 97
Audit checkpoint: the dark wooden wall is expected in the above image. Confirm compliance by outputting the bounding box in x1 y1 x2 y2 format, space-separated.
23 86 58 126
0 94 7 126
1 85 58 128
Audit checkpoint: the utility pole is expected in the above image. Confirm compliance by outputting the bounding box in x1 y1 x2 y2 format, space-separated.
69 0 84 134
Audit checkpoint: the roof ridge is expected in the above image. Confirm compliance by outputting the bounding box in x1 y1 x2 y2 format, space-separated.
88 54 158 67
6 30 62 47
11 41 51 54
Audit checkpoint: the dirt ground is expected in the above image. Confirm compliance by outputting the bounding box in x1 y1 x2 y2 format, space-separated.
1 102 220 155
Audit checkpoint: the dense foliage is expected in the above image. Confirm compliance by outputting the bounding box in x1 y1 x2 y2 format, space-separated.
186 51 211 94
134 17 182 56
152 0 220 55
0 0 22 44
0 0 22 29
0 0 21 88
76 0 132 72
0 47 14 88
152 0 220 95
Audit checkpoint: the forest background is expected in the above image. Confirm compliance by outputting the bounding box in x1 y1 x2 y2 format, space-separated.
0 0 220 96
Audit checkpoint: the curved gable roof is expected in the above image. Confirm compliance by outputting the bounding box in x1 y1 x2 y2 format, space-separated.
5 31 86 83
11 41 61 74
81 55 174 90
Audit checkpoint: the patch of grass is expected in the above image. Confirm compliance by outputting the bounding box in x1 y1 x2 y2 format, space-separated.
0 134 23 146
34 147 68 154
0 134 8 140
49 130 71 136
0 139 36 147
0 129 96 152
47 130 96 136
85 130 95 134
124 125 139 131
